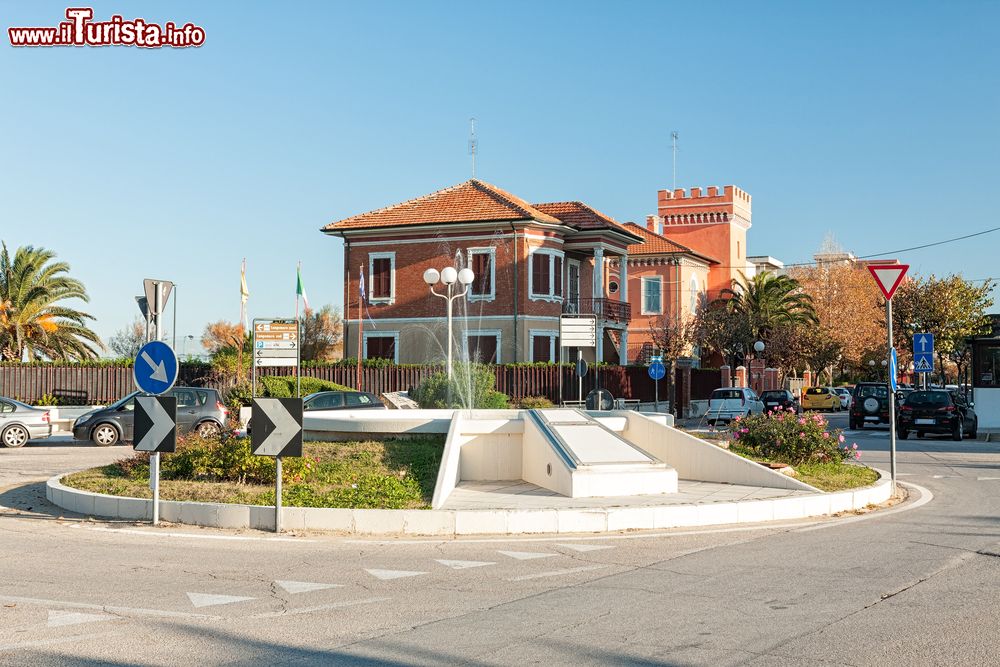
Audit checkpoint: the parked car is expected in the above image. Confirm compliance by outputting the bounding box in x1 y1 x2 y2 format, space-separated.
801 386 840 411
850 382 891 429
0 397 52 448
706 387 764 425
898 390 978 440
759 389 801 414
832 387 853 410
72 387 228 446
303 391 386 411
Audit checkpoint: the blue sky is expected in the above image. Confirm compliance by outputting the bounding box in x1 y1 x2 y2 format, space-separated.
2 1 997 351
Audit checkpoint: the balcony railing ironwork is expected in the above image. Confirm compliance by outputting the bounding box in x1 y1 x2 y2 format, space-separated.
562 297 631 323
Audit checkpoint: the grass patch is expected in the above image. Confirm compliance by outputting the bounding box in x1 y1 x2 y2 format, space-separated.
62 437 444 510
726 442 878 491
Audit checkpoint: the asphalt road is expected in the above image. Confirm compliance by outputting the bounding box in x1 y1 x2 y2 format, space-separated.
0 414 998 666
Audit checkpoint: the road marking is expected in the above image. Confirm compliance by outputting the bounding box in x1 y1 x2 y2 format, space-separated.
977 477 1000 481
0 595 222 620
508 565 608 581
497 550 557 560
0 631 119 652
365 569 427 581
435 559 496 569
186 592 256 608
557 543 614 553
65 523 313 543
795 482 934 532
48 610 116 628
275 581 344 594
249 597 389 619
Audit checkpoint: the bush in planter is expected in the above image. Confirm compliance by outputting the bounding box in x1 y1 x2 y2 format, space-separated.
412 363 509 409
730 407 859 465
517 395 554 409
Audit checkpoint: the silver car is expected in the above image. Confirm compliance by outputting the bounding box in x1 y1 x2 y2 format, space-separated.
0 397 53 447
706 387 765 425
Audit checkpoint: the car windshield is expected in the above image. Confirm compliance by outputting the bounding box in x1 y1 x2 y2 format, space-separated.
107 392 139 410
905 391 950 406
760 391 785 400
857 385 888 399
711 389 742 400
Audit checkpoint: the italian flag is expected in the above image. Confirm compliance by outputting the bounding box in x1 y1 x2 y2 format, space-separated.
297 265 310 312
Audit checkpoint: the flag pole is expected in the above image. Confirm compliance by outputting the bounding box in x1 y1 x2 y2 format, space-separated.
295 261 301 398
357 264 363 391
238 258 246 382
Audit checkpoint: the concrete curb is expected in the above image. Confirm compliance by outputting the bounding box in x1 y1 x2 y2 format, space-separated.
46 469 892 536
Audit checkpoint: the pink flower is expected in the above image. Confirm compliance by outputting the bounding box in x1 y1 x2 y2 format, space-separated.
799 432 805 438
838 434 845 443
854 452 861 460
852 443 858 450
798 418 806 425
822 432 830 438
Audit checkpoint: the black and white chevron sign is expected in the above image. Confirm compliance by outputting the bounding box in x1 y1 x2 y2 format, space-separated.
134 396 177 453
251 398 303 458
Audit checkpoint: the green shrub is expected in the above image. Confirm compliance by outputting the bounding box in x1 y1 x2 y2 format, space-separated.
258 375 353 398
35 393 60 406
157 434 313 485
412 363 510 409
729 409 858 465
517 395 554 409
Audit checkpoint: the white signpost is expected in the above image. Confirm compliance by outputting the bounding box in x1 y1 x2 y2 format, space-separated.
252 318 302 397
559 315 598 405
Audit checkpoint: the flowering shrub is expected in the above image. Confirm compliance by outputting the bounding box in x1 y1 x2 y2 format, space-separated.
729 406 860 465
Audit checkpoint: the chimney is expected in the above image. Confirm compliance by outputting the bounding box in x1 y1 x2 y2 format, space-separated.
645 215 658 232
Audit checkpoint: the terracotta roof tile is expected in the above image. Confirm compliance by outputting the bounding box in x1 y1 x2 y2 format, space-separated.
621 222 720 263
323 179 561 231
533 201 622 231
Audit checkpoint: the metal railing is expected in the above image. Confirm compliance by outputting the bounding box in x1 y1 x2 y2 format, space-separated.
562 297 631 323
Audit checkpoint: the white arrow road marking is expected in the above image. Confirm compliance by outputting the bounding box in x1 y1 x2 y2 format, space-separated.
135 397 173 452
365 569 427 581
249 597 390 619
275 581 343 594
47 610 116 628
557 543 615 552
508 565 608 581
256 400 302 456
140 350 167 383
186 593 256 608
977 477 1000 481
497 550 557 560
435 559 496 570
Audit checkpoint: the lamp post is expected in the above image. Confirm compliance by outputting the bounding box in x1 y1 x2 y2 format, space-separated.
881 359 888 381
753 340 765 391
423 266 475 380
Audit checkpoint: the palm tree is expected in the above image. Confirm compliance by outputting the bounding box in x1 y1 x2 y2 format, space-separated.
717 271 818 340
0 243 102 361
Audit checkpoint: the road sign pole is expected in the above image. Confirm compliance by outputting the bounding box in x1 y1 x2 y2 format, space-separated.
655 376 659 413
152 280 162 525
275 456 282 533
578 350 583 404
887 299 897 497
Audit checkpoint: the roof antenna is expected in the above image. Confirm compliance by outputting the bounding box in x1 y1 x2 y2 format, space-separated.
671 130 679 190
468 117 477 179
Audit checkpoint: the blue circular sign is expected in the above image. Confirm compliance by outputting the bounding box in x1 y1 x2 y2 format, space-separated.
133 340 179 395
648 361 666 381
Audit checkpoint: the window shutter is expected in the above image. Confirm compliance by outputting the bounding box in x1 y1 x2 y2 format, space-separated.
532 335 551 363
554 256 563 297
372 258 391 299
472 253 492 296
532 254 550 295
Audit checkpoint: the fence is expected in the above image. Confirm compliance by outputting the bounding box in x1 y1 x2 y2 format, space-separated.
0 362 725 406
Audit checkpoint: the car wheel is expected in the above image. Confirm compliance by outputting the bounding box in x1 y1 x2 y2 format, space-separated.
952 419 963 442
916 431 924 439
92 423 119 447
1 424 29 448
196 421 221 439
899 429 909 440
969 418 978 439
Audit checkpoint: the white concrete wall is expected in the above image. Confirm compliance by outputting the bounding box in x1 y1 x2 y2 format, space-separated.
974 388 1000 429
431 412 466 509
521 415 574 496
621 412 819 491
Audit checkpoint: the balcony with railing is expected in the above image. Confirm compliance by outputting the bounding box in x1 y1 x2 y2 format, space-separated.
562 297 631 323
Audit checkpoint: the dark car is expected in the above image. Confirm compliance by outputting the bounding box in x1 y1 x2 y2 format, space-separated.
760 389 801 414
898 390 978 440
72 387 228 446
303 391 386 411
850 382 891 429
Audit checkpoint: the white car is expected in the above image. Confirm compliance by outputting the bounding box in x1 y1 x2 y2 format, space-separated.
832 387 852 410
0 397 53 447
706 387 765 425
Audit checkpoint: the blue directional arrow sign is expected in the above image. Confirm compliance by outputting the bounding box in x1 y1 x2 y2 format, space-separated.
889 347 899 392
133 340 179 395
912 332 934 373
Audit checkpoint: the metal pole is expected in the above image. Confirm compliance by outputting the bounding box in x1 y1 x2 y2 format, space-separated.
578 350 583 404
446 285 453 380
251 319 257 401
296 317 301 398
887 299 897 496
275 456 282 533
173 284 177 351
655 376 660 413
152 280 162 526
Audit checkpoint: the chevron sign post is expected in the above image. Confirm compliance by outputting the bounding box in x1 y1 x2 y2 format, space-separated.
251 398 303 533
134 396 176 525
867 263 909 496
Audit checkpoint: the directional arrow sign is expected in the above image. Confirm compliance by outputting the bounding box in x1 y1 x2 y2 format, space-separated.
133 340 178 395
134 396 176 453
912 333 934 373
251 398 303 457
866 263 909 301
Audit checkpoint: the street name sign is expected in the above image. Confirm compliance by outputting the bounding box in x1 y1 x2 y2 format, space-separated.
866 264 909 301
134 396 177 453
251 398 303 458
913 333 934 373
559 315 597 348
253 319 299 367
133 341 179 395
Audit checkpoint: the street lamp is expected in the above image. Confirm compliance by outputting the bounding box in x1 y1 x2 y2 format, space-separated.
753 341 765 390
424 266 475 379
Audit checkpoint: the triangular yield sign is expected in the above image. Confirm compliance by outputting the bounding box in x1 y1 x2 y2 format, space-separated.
867 264 909 300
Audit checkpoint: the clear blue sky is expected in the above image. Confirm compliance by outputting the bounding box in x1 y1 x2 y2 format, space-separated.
2 1 997 352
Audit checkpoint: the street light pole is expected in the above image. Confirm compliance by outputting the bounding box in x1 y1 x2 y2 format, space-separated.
424 266 475 380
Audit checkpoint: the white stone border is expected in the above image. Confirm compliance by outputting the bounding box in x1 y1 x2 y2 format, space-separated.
45 468 892 536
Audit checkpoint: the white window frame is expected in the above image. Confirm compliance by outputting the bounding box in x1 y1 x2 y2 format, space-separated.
368 251 396 305
362 331 400 363
466 247 496 302
641 276 663 315
462 329 502 363
528 248 565 303
528 328 560 362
